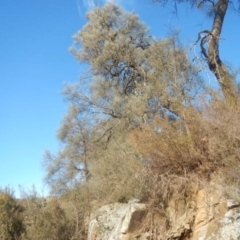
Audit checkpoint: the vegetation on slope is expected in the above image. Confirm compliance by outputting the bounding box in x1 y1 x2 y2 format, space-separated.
2 2 240 239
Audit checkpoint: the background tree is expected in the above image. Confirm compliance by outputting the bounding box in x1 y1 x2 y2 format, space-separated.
25 201 72 240
153 0 239 104
18 186 89 240
0 189 25 240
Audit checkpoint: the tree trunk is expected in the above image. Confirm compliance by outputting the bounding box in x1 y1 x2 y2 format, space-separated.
208 0 237 104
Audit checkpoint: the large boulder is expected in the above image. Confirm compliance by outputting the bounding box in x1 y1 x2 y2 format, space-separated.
88 199 146 240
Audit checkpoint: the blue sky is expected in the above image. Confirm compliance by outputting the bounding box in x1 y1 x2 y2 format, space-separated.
1 0 239 197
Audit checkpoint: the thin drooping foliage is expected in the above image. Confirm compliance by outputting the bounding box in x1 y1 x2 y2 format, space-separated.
44 0 240 202
44 3 207 197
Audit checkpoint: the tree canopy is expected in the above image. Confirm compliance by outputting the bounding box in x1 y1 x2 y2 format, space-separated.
44 3 207 194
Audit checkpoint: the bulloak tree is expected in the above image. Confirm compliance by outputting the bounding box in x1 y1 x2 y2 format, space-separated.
43 3 240 238
44 3 206 198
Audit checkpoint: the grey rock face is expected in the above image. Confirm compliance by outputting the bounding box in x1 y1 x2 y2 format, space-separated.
87 199 146 240
87 190 240 240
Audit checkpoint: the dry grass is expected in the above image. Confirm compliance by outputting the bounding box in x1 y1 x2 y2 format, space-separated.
128 99 240 181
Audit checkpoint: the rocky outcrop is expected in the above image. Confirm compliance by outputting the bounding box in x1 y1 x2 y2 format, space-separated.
87 199 146 240
88 188 240 240
185 189 240 240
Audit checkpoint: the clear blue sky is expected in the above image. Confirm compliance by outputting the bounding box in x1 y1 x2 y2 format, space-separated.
1 0 239 197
